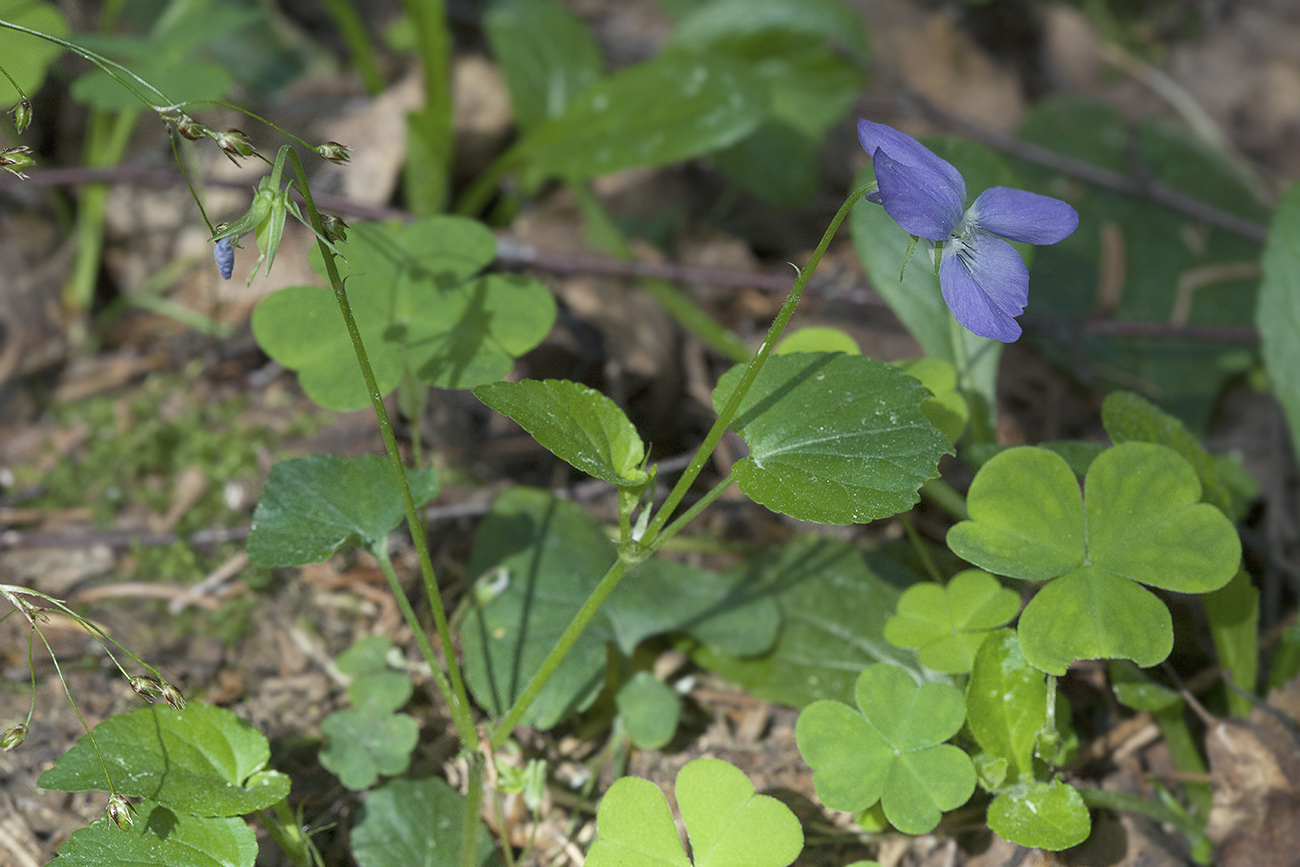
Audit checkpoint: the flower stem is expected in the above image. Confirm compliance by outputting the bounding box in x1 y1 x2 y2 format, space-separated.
285 148 477 748
640 182 876 545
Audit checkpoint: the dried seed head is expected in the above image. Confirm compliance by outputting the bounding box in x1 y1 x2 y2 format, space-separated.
1 723 26 751
129 676 165 700
10 99 32 135
174 114 205 141
320 213 349 243
1 145 35 180
213 128 256 163
160 681 186 711
107 794 134 831
315 141 352 165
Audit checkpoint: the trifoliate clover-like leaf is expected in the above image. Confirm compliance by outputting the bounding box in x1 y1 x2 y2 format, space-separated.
947 443 1240 674
884 570 1019 673
319 704 419 791
585 759 802 867
796 664 975 834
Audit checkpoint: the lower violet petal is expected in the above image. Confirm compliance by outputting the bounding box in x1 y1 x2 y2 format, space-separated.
938 234 1029 342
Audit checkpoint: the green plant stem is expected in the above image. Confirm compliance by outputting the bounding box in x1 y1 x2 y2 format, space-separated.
460 750 486 867
920 477 969 521
899 513 943 582
399 0 453 213
640 182 875 544
1152 704 1212 818
261 800 314 867
285 148 476 748
372 546 459 722
647 472 734 553
1077 787 1210 850
453 152 516 217
491 556 633 750
316 0 384 94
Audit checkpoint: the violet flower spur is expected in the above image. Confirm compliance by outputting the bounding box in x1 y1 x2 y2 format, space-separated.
857 118 1079 342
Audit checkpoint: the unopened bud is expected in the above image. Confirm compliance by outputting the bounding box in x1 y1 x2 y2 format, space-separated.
160 682 186 711
174 114 205 141
214 238 234 279
10 99 32 135
316 141 352 165
213 128 256 163
1 145 35 180
107 794 134 831
129 676 165 700
1 723 26 751
320 213 349 243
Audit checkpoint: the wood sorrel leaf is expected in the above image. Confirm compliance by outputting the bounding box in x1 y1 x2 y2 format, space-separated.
320 705 419 791
950 443 1240 674
51 802 256 867
251 218 556 409
965 629 1047 782
987 779 1090 851
586 759 803 867
885 570 1020 674
484 0 603 131
38 703 290 816
352 777 500 867
946 447 1085 581
714 352 950 524
894 357 969 444
511 54 766 184
691 538 933 707
796 664 974 834
459 489 779 729
473 379 648 486
616 672 680 750
247 455 439 567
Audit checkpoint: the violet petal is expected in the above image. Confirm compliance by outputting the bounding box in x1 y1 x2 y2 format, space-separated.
870 149 965 240
969 187 1079 245
938 234 1029 342
857 119 965 198
214 238 234 280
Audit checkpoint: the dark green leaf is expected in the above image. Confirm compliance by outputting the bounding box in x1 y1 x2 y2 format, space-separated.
0 0 68 105
1204 569 1259 718
51 802 256 867
39 703 289 816
352 777 500 867
473 379 648 486
1258 180 1300 464
247 455 439 567
965 629 1046 781
714 352 950 523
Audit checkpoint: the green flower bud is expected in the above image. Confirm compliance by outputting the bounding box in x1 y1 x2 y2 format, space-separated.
1 146 35 180
213 128 256 164
315 141 352 165
174 114 205 141
1 723 26 751
107 794 134 831
10 99 32 135
129 676 164 700
320 213 349 243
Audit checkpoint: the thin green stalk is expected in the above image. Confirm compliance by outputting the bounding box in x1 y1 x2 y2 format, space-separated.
317 0 384 94
920 478 968 521
491 556 634 750
640 182 876 545
285 148 476 747
399 0 452 213
899 514 943 582
1076 787 1209 849
372 547 459 723
646 472 734 554
261 799 315 867
460 751 486 867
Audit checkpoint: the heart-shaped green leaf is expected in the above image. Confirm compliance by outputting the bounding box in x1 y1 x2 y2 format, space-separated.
616 672 680 750
38 703 289 816
884 570 1020 673
714 352 950 524
948 443 1240 674
351 777 500 867
690 538 934 708
459 489 780 729
247 454 439 567
511 54 766 183
987 780 1090 851
1019 568 1173 676
320 705 420 791
586 759 802 867
965 629 1046 782
474 379 648 486
947 447 1085 582
251 218 556 409
796 665 975 833
51 802 256 867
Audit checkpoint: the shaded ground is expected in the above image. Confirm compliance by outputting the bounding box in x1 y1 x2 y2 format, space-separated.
4 1 1300 866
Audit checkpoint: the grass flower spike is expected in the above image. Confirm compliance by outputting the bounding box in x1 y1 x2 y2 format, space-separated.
858 118 1079 342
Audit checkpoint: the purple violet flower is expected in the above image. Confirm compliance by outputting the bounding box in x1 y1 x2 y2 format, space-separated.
214 237 234 280
858 118 1079 342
